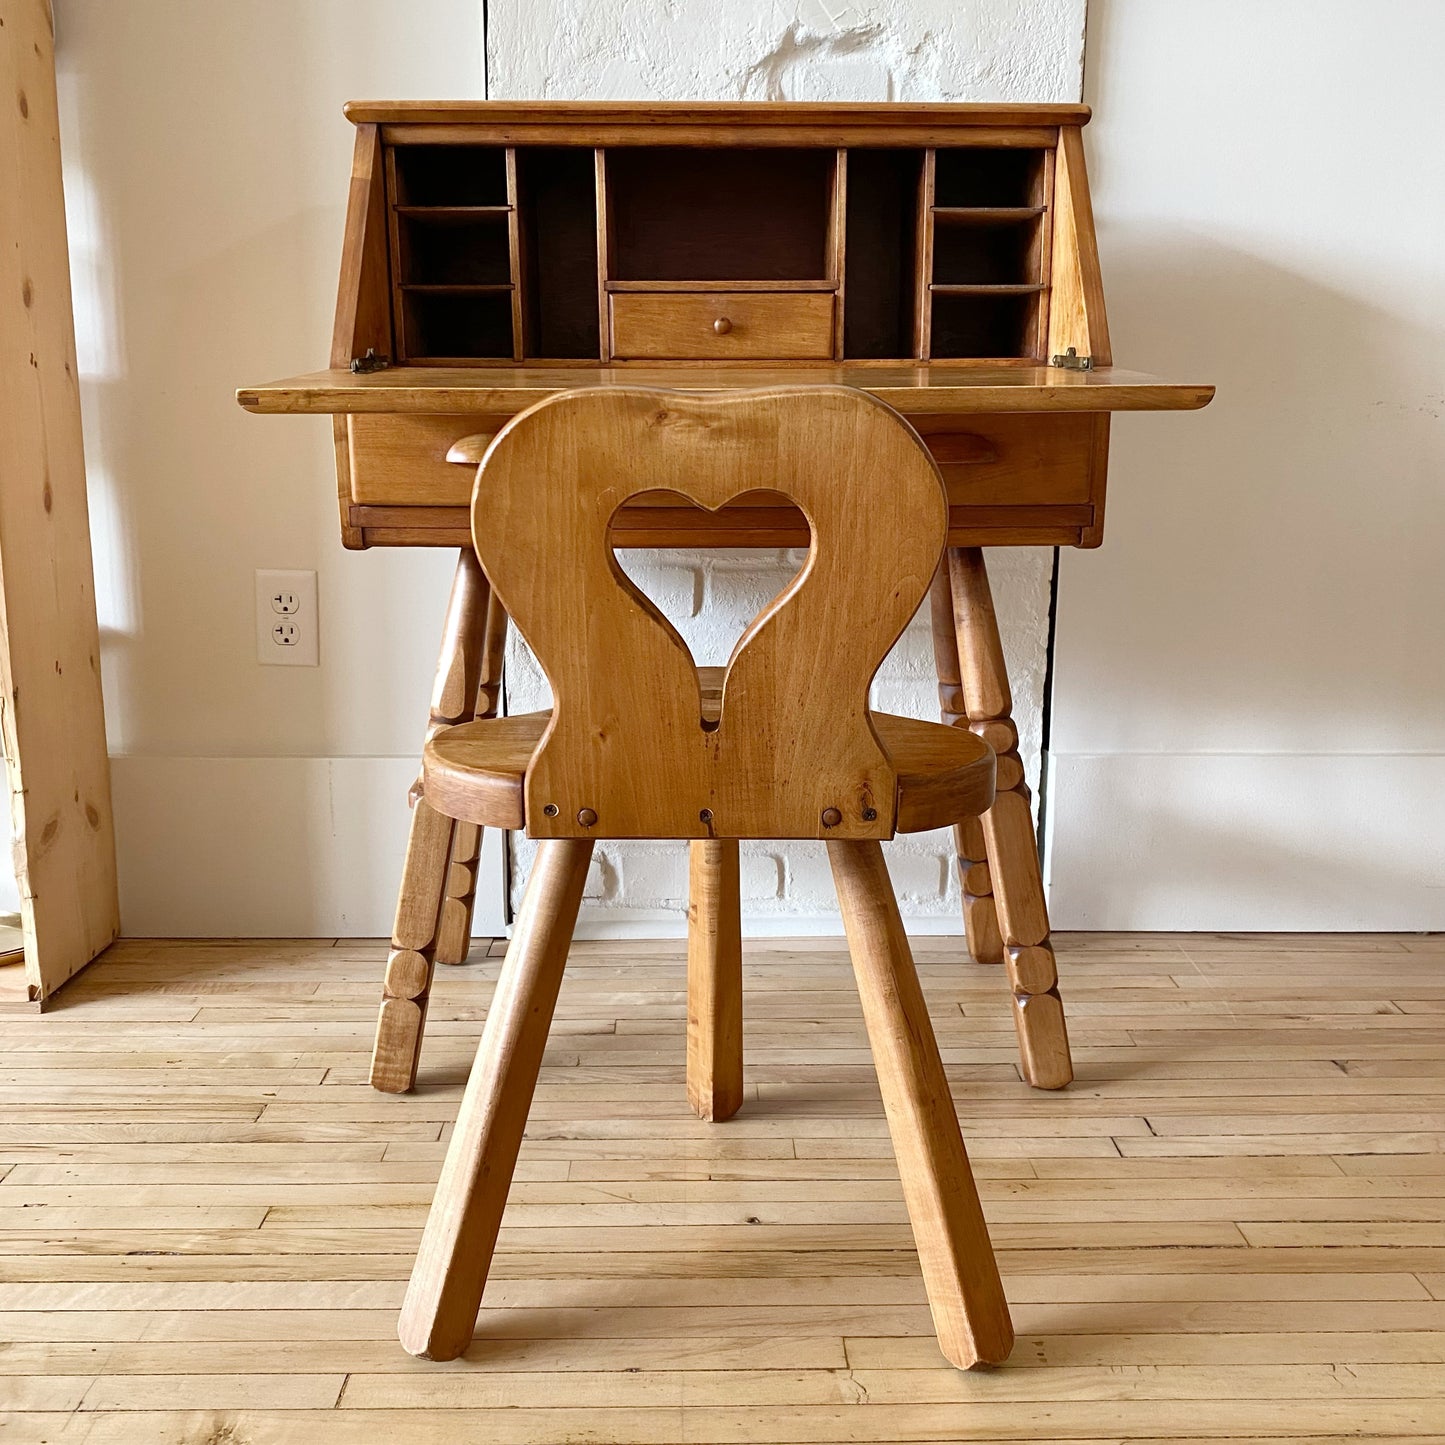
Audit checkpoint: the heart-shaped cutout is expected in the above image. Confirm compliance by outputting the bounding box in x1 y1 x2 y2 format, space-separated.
611 493 808 727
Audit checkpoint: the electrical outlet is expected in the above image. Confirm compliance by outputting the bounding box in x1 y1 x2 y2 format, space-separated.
256 569 318 666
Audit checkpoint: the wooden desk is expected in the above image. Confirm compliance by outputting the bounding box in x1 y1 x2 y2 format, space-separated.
238 101 1212 1093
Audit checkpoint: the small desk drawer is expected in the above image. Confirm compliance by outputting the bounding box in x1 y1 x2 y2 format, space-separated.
609 292 835 361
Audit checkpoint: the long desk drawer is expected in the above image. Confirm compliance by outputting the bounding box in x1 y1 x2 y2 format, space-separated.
345 410 1108 548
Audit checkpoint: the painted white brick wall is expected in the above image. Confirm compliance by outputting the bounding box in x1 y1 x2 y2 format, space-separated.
490 0 1084 931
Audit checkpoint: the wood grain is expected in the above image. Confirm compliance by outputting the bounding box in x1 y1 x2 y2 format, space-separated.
369 552 492 1093
1047 125 1112 368
686 840 744 1123
434 588 509 967
343 402 1102 513
398 839 593 1359
344 100 1093 130
465 386 947 841
929 564 1004 966
947 547 1073 1090
423 689 993 834
328 123 392 548
610 292 835 361
3 930 1445 1435
0 0 120 1001
829 839 1013 1368
238 363 1213 416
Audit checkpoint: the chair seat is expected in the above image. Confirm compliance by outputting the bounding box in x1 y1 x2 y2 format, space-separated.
424 668 994 835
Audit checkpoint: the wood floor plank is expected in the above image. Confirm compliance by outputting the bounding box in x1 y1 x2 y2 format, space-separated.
77 1372 346 1410
60 1399 1445 1442
1 931 1442 1442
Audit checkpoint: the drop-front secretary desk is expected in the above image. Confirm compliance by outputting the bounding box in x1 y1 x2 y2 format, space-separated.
238 102 1213 1103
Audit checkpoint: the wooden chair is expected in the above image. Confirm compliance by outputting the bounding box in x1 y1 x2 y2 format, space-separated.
398 385 1019 1370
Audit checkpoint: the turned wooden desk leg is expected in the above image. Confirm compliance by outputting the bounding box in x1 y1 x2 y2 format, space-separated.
435 591 509 966
929 567 1004 966
686 838 743 1122
946 548 1073 1091
371 550 493 1094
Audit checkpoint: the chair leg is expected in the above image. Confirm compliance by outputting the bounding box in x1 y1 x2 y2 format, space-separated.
399 837 594 1361
370 550 493 1092
827 838 1014 1370
946 547 1073 1091
686 838 743 1122
435 590 510 966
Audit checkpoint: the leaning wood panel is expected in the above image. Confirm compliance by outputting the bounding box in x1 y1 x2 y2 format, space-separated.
0 0 119 1000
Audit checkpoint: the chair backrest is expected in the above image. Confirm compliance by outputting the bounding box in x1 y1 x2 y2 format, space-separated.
470 386 947 840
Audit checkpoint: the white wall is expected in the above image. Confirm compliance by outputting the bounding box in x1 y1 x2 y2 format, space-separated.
66 1 1442 939
58 1 503 935
492 0 1085 934
1046 0 1445 929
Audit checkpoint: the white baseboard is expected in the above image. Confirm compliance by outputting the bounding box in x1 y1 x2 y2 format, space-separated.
109 755 970 941
569 909 971 941
115 750 1442 938
1045 751 1445 931
109 756 506 938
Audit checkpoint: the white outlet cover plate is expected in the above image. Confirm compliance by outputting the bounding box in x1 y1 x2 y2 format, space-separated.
256 569 318 666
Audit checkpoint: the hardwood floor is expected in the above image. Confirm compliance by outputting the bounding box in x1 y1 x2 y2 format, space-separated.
1 931 1443 1442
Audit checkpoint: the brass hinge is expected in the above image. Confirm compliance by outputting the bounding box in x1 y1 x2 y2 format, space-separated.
1050 347 1093 371
350 348 390 374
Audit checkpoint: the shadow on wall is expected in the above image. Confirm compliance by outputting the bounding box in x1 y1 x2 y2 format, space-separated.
1048 747 1445 931
58 2 471 934
1068 0 1445 767
1049 231 1445 929
1058 232 1445 752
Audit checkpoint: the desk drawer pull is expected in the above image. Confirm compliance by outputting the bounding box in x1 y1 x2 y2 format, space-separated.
445 432 500 465
928 433 999 466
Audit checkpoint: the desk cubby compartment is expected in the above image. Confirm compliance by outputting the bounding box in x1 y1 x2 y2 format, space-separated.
606 147 836 282
932 211 1042 288
934 148 1044 208
516 148 601 359
930 291 1039 360
843 149 924 359
391 145 509 207
399 212 512 286
402 290 514 361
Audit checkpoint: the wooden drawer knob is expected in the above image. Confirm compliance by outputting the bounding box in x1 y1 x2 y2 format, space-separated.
712 316 733 335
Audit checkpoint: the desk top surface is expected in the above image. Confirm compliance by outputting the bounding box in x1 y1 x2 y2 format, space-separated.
237 365 1214 418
